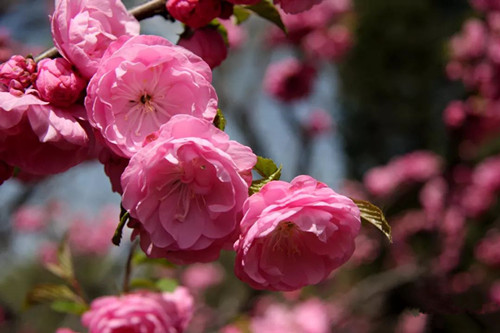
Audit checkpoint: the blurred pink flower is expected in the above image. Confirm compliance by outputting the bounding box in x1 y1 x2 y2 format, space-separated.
85 35 217 158
35 58 86 107
450 19 487 61
181 263 224 292
82 288 193 333
419 177 447 222
395 312 428 333
51 0 140 79
264 58 317 102
38 242 58 266
443 100 466 128
219 19 247 49
303 108 334 137
167 0 221 29
178 28 228 69
234 175 360 291
303 25 352 61
274 0 322 14
12 205 47 232
475 230 500 267
122 115 256 264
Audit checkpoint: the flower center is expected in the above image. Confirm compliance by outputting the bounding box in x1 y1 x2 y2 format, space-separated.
139 93 155 113
270 221 301 256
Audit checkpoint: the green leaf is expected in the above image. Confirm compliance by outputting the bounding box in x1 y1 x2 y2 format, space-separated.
253 156 280 178
129 278 158 291
25 284 81 308
156 278 178 292
352 199 392 242
214 108 226 131
50 300 88 315
245 0 286 33
132 251 176 268
233 6 251 24
249 156 282 195
45 238 74 281
113 206 130 246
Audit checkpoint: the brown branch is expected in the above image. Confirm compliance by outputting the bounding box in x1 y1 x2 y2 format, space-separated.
34 0 169 63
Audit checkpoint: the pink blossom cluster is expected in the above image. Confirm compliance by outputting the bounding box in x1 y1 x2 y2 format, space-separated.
364 150 442 197
263 0 353 102
444 5 500 145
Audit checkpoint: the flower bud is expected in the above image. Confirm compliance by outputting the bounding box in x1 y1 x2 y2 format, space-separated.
178 28 228 69
35 58 86 107
0 55 37 95
167 0 221 29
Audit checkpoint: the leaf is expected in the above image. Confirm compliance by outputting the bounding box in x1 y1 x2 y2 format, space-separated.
245 0 286 33
253 156 280 178
45 237 74 281
25 284 81 308
213 108 226 131
156 278 178 292
50 300 88 315
132 251 176 268
249 156 282 195
112 206 130 246
129 278 158 291
352 199 392 242
233 6 251 24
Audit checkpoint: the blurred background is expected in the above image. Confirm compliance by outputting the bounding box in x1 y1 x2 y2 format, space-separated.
4 0 500 332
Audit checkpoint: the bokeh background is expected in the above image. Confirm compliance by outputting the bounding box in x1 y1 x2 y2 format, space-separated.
4 0 500 332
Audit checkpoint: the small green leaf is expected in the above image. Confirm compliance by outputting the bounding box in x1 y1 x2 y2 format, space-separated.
132 251 176 268
156 278 178 292
233 6 251 24
129 278 158 291
113 206 130 246
50 300 88 315
25 284 81 308
245 0 286 33
352 199 392 242
214 108 226 131
253 156 280 178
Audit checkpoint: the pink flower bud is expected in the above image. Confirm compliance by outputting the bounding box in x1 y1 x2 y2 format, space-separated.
0 55 37 94
178 28 228 69
303 108 334 137
167 0 221 29
274 0 322 14
35 58 86 107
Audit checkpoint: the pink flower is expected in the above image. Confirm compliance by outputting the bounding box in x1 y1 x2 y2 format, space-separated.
219 19 247 49
85 35 218 158
178 28 228 69
35 58 86 107
449 19 487 61
251 299 331 333
303 108 334 137
0 55 37 95
303 25 352 61
226 0 260 4
475 230 500 267
274 0 323 14
181 263 224 292
12 205 47 232
234 175 360 291
122 115 256 264
51 0 140 79
443 100 466 128
82 288 194 333
167 0 221 29
264 58 317 102
68 206 118 256
0 91 90 175
395 312 428 333
55 329 79 333
38 242 58 266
